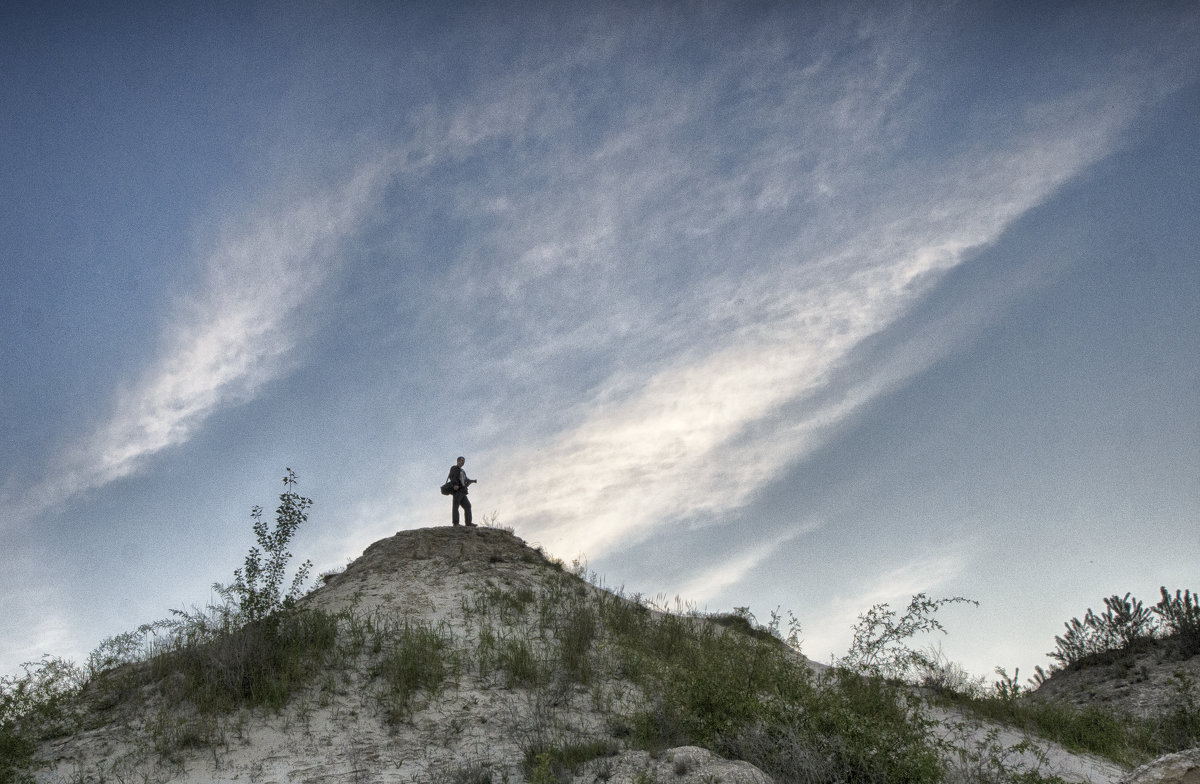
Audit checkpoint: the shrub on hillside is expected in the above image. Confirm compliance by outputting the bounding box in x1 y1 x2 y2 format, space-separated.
0 469 327 778
153 608 339 714
1050 587 1198 669
589 590 946 784
839 593 978 681
0 657 86 782
1154 588 1200 657
213 467 314 623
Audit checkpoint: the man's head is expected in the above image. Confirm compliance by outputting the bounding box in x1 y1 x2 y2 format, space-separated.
457 456 465 466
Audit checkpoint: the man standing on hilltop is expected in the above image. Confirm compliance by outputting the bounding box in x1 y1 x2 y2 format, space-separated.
448 456 477 527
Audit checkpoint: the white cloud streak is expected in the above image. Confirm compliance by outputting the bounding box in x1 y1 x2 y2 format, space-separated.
4 159 395 528
675 529 804 604
0 586 74 670
444 12 1183 566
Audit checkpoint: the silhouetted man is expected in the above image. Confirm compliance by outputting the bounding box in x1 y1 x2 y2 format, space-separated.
447 456 477 527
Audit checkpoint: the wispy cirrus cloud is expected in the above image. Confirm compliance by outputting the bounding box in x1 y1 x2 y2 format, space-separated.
452 14 1185 563
0 579 74 669
3 160 394 529
675 529 805 604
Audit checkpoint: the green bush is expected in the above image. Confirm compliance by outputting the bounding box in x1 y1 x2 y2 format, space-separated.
599 592 943 784
1100 594 1157 650
154 608 338 715
0 657 87 782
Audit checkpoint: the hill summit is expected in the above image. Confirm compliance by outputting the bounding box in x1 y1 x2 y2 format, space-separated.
33 527 784 783
14 527 1197 784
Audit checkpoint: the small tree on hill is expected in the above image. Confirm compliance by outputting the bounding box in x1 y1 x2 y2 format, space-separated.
215 468 314 623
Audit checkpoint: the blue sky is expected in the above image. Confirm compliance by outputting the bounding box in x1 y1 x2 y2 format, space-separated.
2 2 1197 681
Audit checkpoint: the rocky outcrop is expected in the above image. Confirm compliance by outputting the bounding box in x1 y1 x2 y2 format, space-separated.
570 747 774 784
1121 748 1200 784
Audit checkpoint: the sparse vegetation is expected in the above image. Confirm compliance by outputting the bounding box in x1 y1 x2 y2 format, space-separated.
839 593 979 681
375 622 453 723
918 644 989 698
565 584 943 783
928 593 1200 768
0 656 86 783
152 605 339 715
1155 588 1200 657
521 739 619 784
940 724 1070 784
3 495 1197 784
0 470 333 779
941 677 1200 769
1049 587 1199 669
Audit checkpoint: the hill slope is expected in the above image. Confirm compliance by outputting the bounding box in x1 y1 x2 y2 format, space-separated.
32 528 783 783
20 528 1152 783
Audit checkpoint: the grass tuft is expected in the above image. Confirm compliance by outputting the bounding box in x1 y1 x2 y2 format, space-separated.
375 622 453 724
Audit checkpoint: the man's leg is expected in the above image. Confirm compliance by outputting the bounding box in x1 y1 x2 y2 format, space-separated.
461 495 473 526
452 494 461 526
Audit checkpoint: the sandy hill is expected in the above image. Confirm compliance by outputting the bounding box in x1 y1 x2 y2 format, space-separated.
15 528 1194 783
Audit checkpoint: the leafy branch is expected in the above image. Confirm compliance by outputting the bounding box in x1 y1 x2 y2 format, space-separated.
214 468 314 624
840 592 978 680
